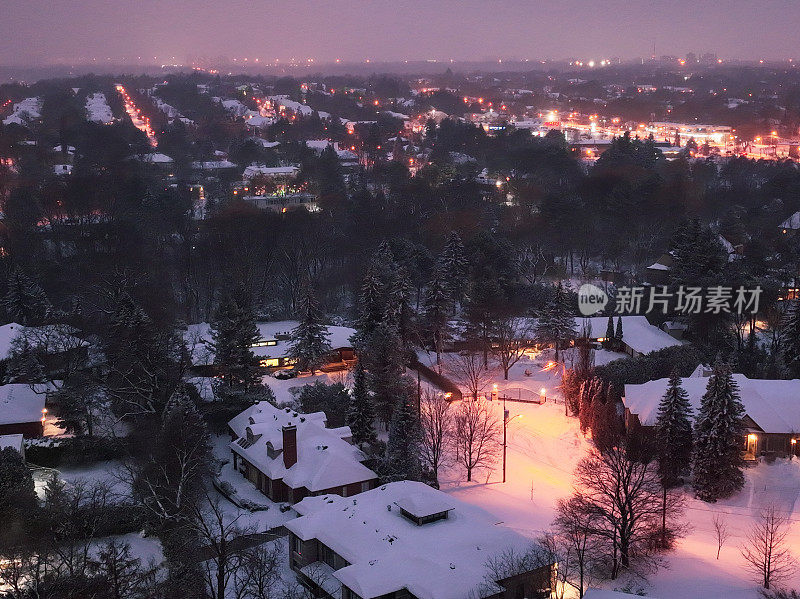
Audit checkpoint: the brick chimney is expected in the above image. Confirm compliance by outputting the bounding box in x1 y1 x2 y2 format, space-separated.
282 425 297 468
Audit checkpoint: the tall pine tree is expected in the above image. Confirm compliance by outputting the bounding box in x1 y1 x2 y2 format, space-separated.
536 282 577 361
692 361 746 502
210 292 261 393
3 267 51 325
346 362 377 450
655 371 693 485
423 265 452 365
288 281 330 374
439 231 469 302
382 397 424 482
781 300 800 378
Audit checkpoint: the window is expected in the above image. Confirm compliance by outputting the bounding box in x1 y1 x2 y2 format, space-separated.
342 485 348 497
361 481 371 493
291 535 302 555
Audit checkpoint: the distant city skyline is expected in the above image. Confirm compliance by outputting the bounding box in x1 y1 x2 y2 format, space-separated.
3 0 800 66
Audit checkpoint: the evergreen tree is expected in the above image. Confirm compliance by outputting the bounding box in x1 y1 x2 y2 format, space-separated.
692 362 746 502
103 292 181 416
382 397 423 482
210 292 261 393
3 267 51 325
347 362 377 449
780 300 800 378
655 371 693 486
439 231 469 301
536 282 577 361
385 265 415 351
615 316 623 341
423 265 452 365
298 381 350 427
288 281 330 374
353 243 395 349
366 322 408 426
0 447 38 548
605 315 615 341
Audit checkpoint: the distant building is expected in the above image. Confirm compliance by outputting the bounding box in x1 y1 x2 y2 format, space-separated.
0 384 47 438
575 315 682 358
185 320 356 373
227 402 378 504
286 481 555 599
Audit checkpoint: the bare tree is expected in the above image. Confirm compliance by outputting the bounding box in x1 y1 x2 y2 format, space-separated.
570 447 678 578
454 396 501 482
448 352 496 400
491 316 533 380
712 513 730 560
554 496 599 597
232 541 285 599
741 506 797 590
419 390 454 486
189 492 255 599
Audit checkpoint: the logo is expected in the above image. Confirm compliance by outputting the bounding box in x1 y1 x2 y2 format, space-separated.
578 283 608 316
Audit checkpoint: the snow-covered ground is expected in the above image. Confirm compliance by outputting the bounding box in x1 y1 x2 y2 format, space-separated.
431 351 800 598
85 92 114 124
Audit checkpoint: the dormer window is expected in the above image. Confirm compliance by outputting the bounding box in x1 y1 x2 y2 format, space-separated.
394 494 455 526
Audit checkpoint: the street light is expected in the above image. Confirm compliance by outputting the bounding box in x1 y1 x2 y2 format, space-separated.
503 410 523 483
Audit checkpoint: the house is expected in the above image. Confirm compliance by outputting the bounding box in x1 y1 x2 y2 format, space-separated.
228 402 378 504
623 373 800 459
779 211 800 236
0 322 89 381
575 316 682 358
0 384 47 437
185 320 356 374
285 481 555 599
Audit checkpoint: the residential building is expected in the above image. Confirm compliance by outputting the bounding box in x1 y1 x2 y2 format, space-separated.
0 384 47 437
186 320 356 373
286 481 555 599
575 315 682 358
623 373 800 459
228 402 378 504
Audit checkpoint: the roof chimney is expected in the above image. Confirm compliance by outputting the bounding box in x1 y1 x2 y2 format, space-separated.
282 425 297 468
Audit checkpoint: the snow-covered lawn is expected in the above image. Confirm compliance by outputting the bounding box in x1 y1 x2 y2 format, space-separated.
433 353 800 598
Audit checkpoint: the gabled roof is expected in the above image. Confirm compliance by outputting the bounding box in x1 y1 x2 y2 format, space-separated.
576 316 681 355
624 374 800 433
780 211 800 230
287 481 545 599
228 402 376 492
0 384 46 425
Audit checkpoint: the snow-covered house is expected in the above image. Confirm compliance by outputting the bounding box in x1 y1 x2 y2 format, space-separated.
285 481 555 599
576 316 682 358
0 322 88 381
623 374 800 458
227 402 378 504
779 211 800 235
0 384 47 437
185 320 356 373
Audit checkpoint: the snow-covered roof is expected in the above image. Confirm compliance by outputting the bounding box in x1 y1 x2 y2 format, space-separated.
624 373 800 433
780 211 800 230
0 322 87 361
584 590 656 599
0 434 24 453
0 384 46 425
394 492 455 518
85 92 114 124
134 152 174 164
228 402 376 492
185 320 355 365
0 323 24 360
3 97 41 126
577 316 681 355
242 165 299 179
287 481 544 599
191 160 237 170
